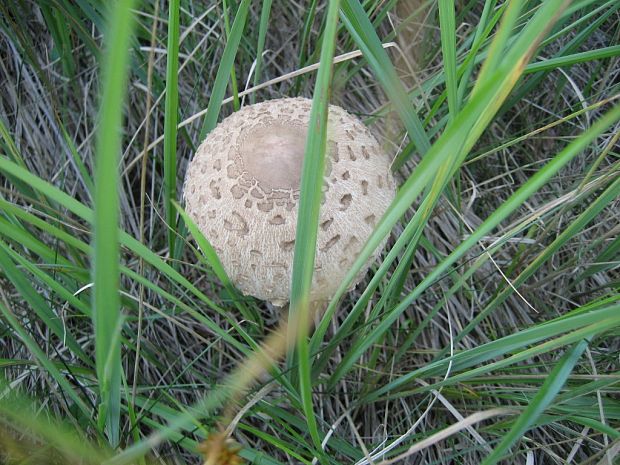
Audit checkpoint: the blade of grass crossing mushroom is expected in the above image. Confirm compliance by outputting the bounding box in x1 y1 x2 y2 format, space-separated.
439 0 458 120
309 79 496 359
250 0 273 104
198 0 250 140
163 0 180 258
106 116 617 465
310 75 498 359
480 338 591 465
310 178 458 376
288 0 341 453
92 0 135 446
340 0 430 155
173 202 232 289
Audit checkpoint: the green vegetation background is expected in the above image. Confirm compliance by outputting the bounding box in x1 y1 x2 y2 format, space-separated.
0 1 619 464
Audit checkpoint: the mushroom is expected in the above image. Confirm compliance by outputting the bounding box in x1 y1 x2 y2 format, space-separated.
184 97 396 306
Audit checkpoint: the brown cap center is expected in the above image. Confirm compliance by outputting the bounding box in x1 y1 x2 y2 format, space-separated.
239 123 306 191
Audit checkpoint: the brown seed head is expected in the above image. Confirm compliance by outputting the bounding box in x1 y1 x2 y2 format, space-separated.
199 433 244 465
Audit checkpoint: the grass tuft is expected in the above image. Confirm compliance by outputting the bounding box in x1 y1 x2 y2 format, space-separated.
0 1 619 464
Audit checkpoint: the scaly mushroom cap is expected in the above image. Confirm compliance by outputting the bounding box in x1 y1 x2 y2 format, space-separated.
184 97 395 306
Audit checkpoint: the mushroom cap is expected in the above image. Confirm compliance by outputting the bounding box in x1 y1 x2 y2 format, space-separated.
184 97 396 306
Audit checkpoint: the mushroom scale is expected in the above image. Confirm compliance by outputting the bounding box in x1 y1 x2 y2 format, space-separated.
184 97 396 306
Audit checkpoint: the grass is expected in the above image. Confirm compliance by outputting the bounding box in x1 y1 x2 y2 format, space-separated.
1 0 619 464
163 0 180 257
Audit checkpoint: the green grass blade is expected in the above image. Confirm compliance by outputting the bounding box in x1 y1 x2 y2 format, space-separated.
288 0 342 452
251 0 273 104
0 196 251 353
439 0 458 120
0 118 46 203
457 0 496 107
39 4 75 80
576 232 620 284
222 0 241 111
3 244 91 317
58 121 95 197
480 339 590 465
163 0 180 256
293 0 318 94
0 216 75 269
92 0 136 447
567 416 620 441
198 0 251 140
310 171 462 376
392 175 618 365
470 0 522 98
1 1 618 462
542 1 618 48
524 44 620 73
